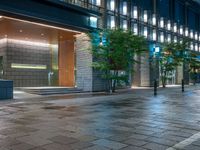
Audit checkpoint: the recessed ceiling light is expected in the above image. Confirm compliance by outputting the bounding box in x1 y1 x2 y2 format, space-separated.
41 33 44 36
0 16 2 18
4 35 7 37
19 30 23 33
60 36 63 39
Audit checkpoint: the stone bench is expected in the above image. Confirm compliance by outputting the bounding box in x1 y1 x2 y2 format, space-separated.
0 80 13 100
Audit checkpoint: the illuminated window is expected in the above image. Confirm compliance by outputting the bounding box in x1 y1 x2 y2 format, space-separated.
110 0 115 11
195 43 198 51
96 0 101 6
110 16 115 28
133 23 138 35
190 30 194 39
179 25 183 35
123 20 127 29
122 1 127 15
143 10 148 22
133 6 138 19
160 32 164 43
90 16 97 28
185 27 189 37
167 34 171 42
190 42 194 50
167 20 171 30
173 23 177 32
195 32 198 40
174 36 177 43
152 29 156 41
160 17 164 28
152 14 156 25
143 26 148 38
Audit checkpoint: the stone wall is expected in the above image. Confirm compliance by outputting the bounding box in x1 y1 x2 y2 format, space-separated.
75 33 93 91
1 39 51 87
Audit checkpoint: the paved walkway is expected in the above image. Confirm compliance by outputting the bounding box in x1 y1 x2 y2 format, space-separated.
0 85 200 150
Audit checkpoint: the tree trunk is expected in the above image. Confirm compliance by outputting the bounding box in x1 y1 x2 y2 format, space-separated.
112 71 118 92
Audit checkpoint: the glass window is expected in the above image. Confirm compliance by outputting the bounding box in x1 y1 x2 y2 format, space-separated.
107 16 115 28
158 0 170 18
175 1 184 24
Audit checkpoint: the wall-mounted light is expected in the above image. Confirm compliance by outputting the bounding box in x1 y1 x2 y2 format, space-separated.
152 14 156 26
143 10 148 22
160 17 164 28
152 29 156 41
133 23 138 35
133 6 138 19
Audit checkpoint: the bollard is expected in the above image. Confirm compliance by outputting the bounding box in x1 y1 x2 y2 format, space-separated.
182 79 184 92
154 80 157 96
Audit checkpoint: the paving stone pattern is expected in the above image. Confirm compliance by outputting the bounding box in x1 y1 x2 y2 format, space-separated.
0 86 200 149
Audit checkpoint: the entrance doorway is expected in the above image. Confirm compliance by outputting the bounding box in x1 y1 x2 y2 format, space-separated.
0 16 80 87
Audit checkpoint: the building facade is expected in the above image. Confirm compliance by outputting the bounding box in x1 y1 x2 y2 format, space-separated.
0 0 200 91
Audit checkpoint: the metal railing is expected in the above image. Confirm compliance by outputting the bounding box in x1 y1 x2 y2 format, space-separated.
59 0 101 12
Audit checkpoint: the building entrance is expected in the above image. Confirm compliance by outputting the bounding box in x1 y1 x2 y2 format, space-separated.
0 16 80 87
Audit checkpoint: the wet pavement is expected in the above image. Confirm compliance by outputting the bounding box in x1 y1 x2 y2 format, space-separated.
1 85 200 149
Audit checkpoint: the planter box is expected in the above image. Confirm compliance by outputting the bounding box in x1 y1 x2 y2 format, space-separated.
0 80 13 100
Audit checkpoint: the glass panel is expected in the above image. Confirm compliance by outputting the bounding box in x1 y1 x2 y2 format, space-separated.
0 56 3 79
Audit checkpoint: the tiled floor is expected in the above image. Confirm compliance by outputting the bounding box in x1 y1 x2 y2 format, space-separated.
1 85 200 150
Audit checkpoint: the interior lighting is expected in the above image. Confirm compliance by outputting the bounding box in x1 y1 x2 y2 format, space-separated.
173 23 177 32
174 36 177 43
133 6 138 19
110 0 115 11
144 26 148 38
11 63 47 70
167 20 171 30
195 43 198 51
122 2 127 15
152 29 156 41
160 17 164 28
195 32 198 40
167 34 171 42
143 10 148 22
152 14 156 26
160 32 164 43
190 30 194 38
185 27 189 36
133 23 138 35
96 0 101 6
180 26 183 35
110 16 115 28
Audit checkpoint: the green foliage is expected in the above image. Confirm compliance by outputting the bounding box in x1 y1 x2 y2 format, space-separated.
159 39 190 87
88 28 148 92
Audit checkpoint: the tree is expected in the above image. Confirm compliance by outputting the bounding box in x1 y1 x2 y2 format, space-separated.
188 52 200 85
159 40 189 87
88 28 148 92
